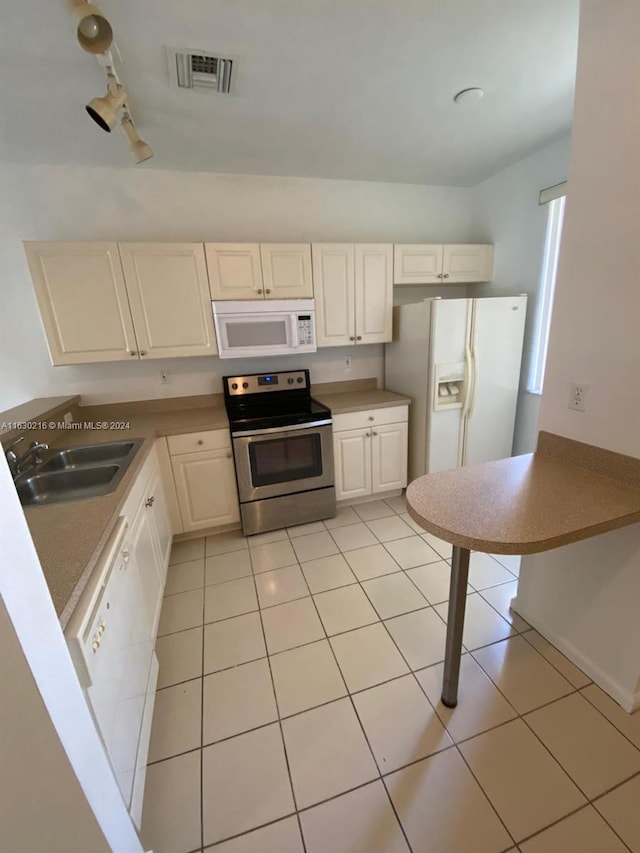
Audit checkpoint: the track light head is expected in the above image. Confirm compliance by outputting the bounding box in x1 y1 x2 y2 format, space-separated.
68 0 113 54
86 81 126 132
121 116 154 164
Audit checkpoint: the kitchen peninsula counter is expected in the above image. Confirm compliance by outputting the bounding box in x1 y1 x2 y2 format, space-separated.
405 431 640 707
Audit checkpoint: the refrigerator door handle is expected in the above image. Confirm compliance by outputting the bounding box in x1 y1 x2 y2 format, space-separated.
468 345 479 417
461 345 473 416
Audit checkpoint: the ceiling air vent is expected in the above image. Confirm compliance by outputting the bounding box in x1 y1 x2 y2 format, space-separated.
166 48 235 94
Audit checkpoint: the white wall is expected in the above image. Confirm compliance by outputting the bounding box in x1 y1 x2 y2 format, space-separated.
0 165 476 409
470 136 572 453
514 0 640 711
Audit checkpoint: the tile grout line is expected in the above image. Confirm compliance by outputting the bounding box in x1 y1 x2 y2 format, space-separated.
578 687 640 753
295 540 416 853
246 540 309 853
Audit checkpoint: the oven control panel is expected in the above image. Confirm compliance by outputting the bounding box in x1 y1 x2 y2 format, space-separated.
224 370 309 396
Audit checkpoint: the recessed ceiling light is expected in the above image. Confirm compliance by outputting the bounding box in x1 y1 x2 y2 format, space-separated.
453 87 484 104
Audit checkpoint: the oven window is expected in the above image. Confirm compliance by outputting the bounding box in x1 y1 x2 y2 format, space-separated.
248 433 323 486
227 320 288 348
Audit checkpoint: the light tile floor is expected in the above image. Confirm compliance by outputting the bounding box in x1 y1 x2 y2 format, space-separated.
142 495 640 853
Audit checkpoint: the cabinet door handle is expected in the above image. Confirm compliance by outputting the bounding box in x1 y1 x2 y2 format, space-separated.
366 431 371 437
129 351 137 356
368 416 374 421
139 350 147 356
372 431 378 436
265 289 271 294
349 336 356 341
256 289 263 295
145 496 155 508
356 335 362 341
443 273 449 279
437 273 443 279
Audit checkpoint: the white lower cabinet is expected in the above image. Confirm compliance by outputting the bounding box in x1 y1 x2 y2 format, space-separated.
333 406 408 501
168 429 240 532
64 441 171 830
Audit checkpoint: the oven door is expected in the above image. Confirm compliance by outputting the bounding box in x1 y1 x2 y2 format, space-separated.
232 422 334 502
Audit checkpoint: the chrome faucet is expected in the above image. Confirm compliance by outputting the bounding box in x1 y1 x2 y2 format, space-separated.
5 436 49 478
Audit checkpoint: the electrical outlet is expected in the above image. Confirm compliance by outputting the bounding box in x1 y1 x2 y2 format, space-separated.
159 369 170 385
568 382 589 412
344 355 352 372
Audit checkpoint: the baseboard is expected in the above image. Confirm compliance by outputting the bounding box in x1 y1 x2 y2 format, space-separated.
174 522 242 542
337 489 402 508
511 595 639 713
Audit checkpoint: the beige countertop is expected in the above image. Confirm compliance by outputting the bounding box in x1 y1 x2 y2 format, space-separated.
11 379 409 627
21 401 229 627
406 432 640 554
315 388 411 414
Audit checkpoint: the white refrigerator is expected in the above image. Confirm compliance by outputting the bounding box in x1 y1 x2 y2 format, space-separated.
385 296 527 480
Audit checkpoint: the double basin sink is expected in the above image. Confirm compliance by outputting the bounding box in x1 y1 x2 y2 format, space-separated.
15 439 143 507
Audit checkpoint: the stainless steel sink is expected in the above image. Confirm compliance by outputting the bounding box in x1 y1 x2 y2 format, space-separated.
15 438 143 506
39 440 139 472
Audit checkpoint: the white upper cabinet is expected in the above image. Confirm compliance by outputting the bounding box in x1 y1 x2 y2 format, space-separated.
25 241 218 364
119 243 217 358
207 243 312 300
260 244 313 299
393 244 444 285
393 244 493 284
206 243 264 300
313 243 393 347
312 244 356 347
25 241 138 365
442 244 494 283
355 244 393 344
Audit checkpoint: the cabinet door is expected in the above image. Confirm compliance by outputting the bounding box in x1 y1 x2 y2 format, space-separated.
393 244 443 284
24 241 138 365
355 244 393 344
120 243 217 358
145 466 172 587
371 422 408 494
442 244 494 283
312 244 356 347
206 243 264 300
333 428 372 501
171 449 240 532
129 499 164 642
260 243 313 299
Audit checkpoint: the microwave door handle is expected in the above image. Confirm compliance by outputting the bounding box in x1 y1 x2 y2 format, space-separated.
290 315 299 348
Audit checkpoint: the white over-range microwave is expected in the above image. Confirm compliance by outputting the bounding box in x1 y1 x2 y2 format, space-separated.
212 299 317 359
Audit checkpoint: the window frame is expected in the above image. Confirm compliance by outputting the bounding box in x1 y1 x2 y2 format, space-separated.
527 193 566 395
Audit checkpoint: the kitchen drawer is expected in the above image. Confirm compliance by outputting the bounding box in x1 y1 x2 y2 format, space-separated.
333 405 408 433
167 429 231 456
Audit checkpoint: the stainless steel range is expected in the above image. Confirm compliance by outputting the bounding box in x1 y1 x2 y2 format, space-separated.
223 369 336 535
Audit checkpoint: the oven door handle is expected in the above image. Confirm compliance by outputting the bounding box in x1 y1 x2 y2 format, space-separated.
231 419 333 438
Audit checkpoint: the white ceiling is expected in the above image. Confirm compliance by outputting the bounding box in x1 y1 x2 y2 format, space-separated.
0 0 579 185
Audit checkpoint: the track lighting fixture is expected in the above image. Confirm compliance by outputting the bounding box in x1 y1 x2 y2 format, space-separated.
67 0 113 55
86 80 127 132
121 115 154 164
68 2 154 163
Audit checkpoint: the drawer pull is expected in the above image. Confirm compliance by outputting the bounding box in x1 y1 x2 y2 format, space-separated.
197 440 204 446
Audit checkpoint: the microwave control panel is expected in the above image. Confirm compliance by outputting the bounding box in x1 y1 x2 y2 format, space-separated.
297 314 314 345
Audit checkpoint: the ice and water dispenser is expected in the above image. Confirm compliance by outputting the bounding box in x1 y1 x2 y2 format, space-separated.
433 363 466 410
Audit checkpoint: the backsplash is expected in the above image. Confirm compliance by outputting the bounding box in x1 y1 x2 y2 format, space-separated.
25 345 384 406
